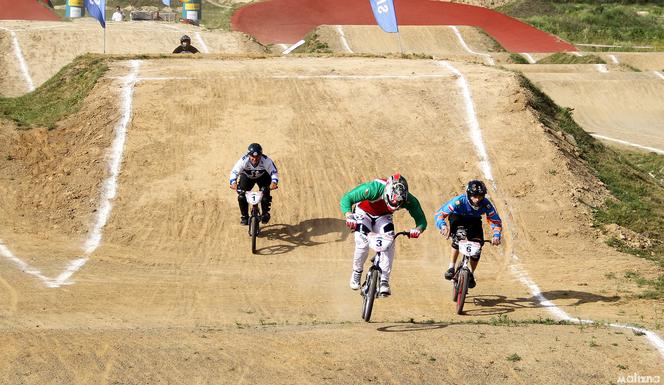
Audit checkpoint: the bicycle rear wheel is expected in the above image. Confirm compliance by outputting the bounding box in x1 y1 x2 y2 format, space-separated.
250 216 259 254
362 269 379 322
456 269 469 315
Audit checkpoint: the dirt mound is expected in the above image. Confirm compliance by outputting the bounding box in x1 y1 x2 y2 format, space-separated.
0 57 662 382
314 25 500 58
0 19 266 96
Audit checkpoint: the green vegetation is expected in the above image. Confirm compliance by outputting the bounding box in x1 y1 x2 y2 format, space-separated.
537 52 606 64
0 55 108 129
498 0 664 50
517 75 664 298
506 353 522 362
508 53 531 64
296 31 333 54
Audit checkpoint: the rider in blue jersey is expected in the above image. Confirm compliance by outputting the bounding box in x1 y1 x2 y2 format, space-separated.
434 180 502 288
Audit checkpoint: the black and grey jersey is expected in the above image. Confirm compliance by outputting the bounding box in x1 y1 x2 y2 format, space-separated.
229 155 279 184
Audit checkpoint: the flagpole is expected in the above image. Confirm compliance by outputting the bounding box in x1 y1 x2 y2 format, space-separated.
103 26 106 54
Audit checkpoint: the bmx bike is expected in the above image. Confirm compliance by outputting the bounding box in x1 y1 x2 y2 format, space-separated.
451 226 490 315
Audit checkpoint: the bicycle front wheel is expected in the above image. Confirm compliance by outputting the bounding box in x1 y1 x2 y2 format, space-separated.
250 216 259 254
456 269 469 315
362 269 379 322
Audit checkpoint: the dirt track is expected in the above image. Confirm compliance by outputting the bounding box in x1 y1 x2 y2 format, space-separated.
1 55 663 383
1 17 664 384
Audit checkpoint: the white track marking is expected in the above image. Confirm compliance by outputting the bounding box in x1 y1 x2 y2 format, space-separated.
450 26 494 66
520 53 536 64
654 71 664 80
608 54 619 64
591 134 664 154
436 61 493 180
0 243 52 285
595 63 609 73
572 51 584 57
194 32 209 53
438 59 664 360
335 25 353 53
282 40 305 55
0 61 141 288
0 27 35 92
271 74 452 80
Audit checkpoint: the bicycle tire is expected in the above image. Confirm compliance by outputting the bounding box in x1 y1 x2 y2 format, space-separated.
362 269 379 322
250 216 259 254
452 270 459 302
456 269 469 315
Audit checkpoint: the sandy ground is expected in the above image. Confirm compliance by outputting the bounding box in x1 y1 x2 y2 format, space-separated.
1 18 664 384
0 19 265 96
1 56 663 384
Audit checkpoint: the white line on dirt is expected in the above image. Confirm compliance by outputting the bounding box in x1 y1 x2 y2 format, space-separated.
0 27 35 92
654 71 664 80
282 40 305 55
591 134 664 154
572 51 584 57
335 25 353 53
0 242 52 285
595 63 609 73
450 26 495 66
521 53 536 64
0 60 142 288
271 74 452 80
438 59 664 360
194 32 209 53
608 54 619 64
83 60 141 257
436 61 493 180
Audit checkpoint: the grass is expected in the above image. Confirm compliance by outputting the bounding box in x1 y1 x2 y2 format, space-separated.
537 52 606 64
0 54 108 129
508 53 531 64
296 31 333 54
517 74 664 298
497 0 664 50
506 353 522 362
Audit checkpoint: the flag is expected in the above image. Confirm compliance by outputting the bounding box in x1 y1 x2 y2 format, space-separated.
162 0 170 6
85 0 106 28
369 0 398 33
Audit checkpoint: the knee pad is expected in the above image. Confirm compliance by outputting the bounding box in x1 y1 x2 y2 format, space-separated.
237 193 247 202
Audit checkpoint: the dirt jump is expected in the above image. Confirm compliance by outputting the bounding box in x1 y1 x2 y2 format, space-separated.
0 2 663 384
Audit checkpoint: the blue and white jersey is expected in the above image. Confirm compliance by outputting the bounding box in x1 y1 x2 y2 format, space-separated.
434 194 502 237
229 154 279 184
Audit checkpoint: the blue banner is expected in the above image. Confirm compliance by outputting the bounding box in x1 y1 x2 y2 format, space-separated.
369 0 398 33
85 0 106 28
162 0 170 6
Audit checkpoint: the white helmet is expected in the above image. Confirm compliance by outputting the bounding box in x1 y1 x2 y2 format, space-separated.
383 174 408 211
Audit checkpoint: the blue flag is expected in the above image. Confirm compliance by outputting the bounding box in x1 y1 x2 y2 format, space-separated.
162 0 170 6
85 0 106 28
369 0 398 33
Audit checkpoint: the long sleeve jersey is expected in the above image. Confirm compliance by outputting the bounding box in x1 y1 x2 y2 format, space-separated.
434 194 502 238
340 179 427 231
229 154 279 185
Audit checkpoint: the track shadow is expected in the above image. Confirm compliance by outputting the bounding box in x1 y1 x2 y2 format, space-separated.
463 291 621 316
377 323 449 333
254 217 348 255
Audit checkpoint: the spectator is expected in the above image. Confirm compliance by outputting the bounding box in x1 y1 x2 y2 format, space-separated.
173 35 199 54
111 6 123 22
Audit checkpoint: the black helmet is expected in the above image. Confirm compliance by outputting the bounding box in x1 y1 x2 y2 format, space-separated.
383 174 409 211
247 143 263 157
180 35 191 43
466 179 487 209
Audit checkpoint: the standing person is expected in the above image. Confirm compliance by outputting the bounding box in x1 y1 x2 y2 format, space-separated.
340 174 427 296
434 179 502 289
172 35 199 54
111 6 123 22
229 143 279 225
